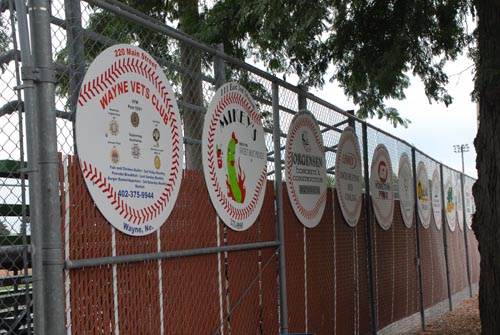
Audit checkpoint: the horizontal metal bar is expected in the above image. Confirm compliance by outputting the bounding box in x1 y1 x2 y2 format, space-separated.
267 144 286 157
0 100 21 117
325 144 339 153
65 240 280 270
183 136 201 146
322 119 348 133
50 15 216 85
178 100 207 115
0 49 20 66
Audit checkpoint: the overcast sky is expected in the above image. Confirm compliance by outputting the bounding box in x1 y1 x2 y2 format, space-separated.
311 53 478 179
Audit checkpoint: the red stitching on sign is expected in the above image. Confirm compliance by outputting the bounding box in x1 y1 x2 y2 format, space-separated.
206 91 266 221
81 156 178 226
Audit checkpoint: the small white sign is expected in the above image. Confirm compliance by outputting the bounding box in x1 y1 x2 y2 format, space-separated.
75 44 183 236
398 153 414 228
335 127 362 227
464 178 475 229
417 161 431 229
444 172 456 232
285 111 327 228
431 168 443 230
202 82 267 231
370 144 394 230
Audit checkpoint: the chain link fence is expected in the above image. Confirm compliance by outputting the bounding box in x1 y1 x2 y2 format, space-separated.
0 0 480 334
0 0 33 334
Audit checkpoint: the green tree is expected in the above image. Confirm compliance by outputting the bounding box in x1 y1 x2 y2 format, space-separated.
471 1 500 333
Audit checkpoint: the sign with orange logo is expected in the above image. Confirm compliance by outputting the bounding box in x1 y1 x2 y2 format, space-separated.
335 127 362 227
370 144 394 230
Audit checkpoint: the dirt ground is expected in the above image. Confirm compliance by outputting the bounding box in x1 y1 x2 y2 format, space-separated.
417 295 480 335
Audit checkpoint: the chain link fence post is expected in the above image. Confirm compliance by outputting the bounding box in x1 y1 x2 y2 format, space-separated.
64 0 85 139
4 0 32 333
362 121 377 334
29 0 64 334
272 82 289 334
214 43 225 88
460 171 473 298
411 147 426 331
12 0 46 332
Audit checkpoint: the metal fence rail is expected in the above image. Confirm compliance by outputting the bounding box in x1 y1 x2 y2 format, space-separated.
0 0 480 334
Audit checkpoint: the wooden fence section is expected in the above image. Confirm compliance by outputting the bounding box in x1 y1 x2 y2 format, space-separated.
60 156 479 334
62 156 279 334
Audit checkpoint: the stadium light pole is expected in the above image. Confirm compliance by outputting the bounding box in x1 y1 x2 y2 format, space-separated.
453 144 470 175
453 143 473 297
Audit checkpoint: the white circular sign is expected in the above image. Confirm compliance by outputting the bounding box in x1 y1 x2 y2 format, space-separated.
455 174 464 231
464 178 475 229
398 153 414 228
202 82 267 231
335 127 362 227
431 168 443 230
285 111 327 228
76 44 183 236
370 144 394 230
417 161 431 229
444 172 456 231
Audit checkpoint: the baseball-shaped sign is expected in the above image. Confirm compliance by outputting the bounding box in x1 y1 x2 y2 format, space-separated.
202 82 267 231
444 172 456 231
464 178 475 229
417 161 431 229
455 174 464 231
285 110 327 228
335 126 362 227
76 44 183 236
370 144 394 230
431 168 443 230
398 153 414 228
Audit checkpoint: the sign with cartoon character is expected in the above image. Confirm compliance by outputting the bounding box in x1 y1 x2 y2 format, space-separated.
285 110 327 228
335 126 363 227
202 82 267 231
370 144 394 230
75 44 183 236
455 173 464 231
398 153 414 228
444 171 456 231
417 161 431 229
431 168 443 230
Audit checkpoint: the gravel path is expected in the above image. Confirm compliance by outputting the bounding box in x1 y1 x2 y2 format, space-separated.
416 295 480 334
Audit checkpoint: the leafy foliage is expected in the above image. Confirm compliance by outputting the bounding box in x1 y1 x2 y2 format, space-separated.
58 0 473 127
195 0 472 126
327 0 472 125
0 9 11 72
55 2 180 104
0 220 10 236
